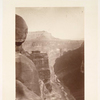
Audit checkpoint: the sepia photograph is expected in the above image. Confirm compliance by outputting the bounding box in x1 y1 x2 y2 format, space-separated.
1 0 99 100
15 7 84 100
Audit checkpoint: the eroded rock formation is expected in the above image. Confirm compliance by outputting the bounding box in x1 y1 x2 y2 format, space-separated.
54 43 84 100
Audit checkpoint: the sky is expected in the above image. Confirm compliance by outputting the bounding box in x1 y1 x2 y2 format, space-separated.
16 7 84 40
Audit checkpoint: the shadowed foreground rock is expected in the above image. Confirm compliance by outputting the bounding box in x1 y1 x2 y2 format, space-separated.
16 14 41 100
16 80 41 100
54 43 84 100
16 52 41 96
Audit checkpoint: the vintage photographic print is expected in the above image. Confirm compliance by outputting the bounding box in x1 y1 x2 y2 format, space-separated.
15 7 84 100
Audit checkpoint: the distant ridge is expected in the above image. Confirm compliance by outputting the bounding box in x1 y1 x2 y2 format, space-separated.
23 31 83 53
26 31 56 41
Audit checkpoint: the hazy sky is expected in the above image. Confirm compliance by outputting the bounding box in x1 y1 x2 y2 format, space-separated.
16 7 84 40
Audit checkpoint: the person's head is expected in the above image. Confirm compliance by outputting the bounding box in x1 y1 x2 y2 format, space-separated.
16 14 28 46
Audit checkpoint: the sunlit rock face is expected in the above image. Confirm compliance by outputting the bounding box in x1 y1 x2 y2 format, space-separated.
23 31 83 53
23 31 84 99
54 44 84 100
23 31 83 84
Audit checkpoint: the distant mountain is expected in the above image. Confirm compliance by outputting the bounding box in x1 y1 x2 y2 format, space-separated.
23 31 83 53
26 31 57 41
23 31 84 100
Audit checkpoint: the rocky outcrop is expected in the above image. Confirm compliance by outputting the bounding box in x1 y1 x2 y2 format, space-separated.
54 43 84 100
23 31 83 53
16 52 41 96
22 31 84 100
